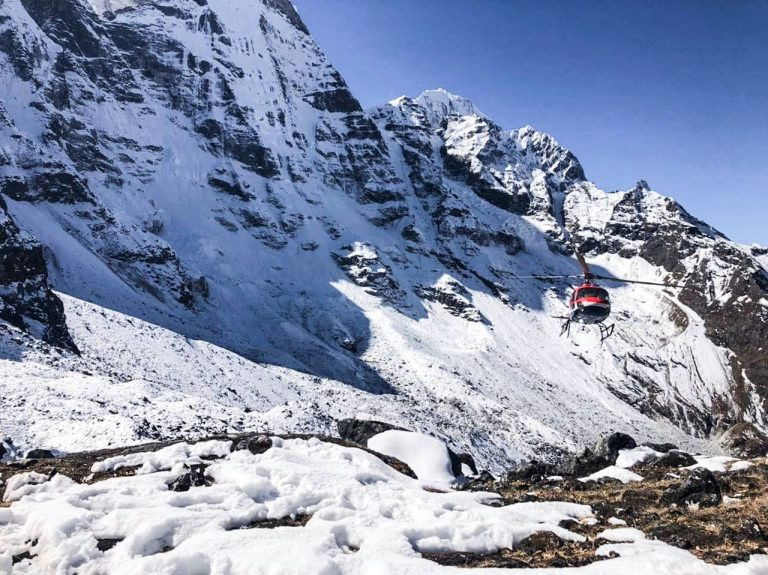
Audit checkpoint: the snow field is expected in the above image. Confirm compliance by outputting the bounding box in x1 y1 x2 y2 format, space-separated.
1 437 589 574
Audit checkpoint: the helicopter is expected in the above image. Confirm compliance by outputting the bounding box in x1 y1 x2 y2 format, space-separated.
517 251 682 342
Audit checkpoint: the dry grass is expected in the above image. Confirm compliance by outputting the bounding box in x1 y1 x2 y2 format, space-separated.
490 462 768 566
423 461 768 568
422 542 610 569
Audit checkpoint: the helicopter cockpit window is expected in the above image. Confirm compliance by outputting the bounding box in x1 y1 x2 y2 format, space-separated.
577 287 609 299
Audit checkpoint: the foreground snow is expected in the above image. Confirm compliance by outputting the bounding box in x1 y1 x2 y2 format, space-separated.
2 438 767 574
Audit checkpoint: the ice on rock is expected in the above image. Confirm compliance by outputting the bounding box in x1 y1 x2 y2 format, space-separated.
615 446 662 469
90 440 232 475
579 466 644 484
597 527 647 543
368 430 456 485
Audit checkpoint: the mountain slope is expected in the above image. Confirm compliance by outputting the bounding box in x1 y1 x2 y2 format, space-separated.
0 0 766 471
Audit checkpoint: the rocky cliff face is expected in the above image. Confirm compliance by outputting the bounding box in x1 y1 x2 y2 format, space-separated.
0 195 75 351
0 0 765 468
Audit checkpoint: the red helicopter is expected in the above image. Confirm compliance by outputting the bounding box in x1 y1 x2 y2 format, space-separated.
520 251 682 342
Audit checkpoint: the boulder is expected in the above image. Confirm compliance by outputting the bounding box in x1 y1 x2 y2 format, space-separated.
456 470 495 492
337 419 407 447
25 449 55 460
661 468 722 508
348 421 473 479
234 434 273 455
557 448 610 477
516 531 563 554
651 450 696 468
741 518 767 542
718 422 768 459
593 432 637 464
168 464 212 492
449 452 478 477
501 460 554 483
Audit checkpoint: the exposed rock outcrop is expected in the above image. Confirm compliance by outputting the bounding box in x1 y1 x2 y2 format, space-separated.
0 197 76 351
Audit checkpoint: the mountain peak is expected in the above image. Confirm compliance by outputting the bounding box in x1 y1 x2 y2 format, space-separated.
410 88 485 126
85 0 136 17
634 179 651 192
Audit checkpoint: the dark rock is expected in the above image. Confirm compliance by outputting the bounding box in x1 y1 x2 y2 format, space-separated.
594 476 623 486
454 452 478 476
96 538 122 552
651 522 730 550
0 197 78 352
414 279 485 322
3 172 95 204
501 460 554 483
661 468 722 508
456 470 495 492
650 450 696 468
371 205 409 227
516 531 563 554
337 419 407 446
234 435 273 455
741 518 766 541
168 464 212 492
401 224 423 243
214 217 238 232
304 88 361 114
642 442 679 453
0 442 5 460
556 448 610 477
25 449 55 459
208 174 253 201
420 551 528 568
593 432 637 464
718 422 768 459
12 551 34 565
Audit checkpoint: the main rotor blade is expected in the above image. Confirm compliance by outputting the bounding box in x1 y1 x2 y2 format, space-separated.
592 274 683 288
575 251 591 277
513 274 584 280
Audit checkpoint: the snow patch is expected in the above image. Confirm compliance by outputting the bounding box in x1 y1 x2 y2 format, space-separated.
579 466 644 484
368 430 455 485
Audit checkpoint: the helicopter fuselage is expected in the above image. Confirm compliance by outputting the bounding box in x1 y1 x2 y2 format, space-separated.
569 282 611 324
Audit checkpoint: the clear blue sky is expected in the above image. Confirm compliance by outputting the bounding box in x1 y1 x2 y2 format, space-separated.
293 0 768 245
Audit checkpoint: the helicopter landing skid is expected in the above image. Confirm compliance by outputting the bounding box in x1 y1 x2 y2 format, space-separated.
597 322 615 342
555 317 615 342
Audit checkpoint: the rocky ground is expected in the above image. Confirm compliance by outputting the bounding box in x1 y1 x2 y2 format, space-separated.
445 433 768 568
451 460 768 568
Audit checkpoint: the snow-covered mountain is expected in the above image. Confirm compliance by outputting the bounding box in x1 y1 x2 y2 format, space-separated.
0 0 766 471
